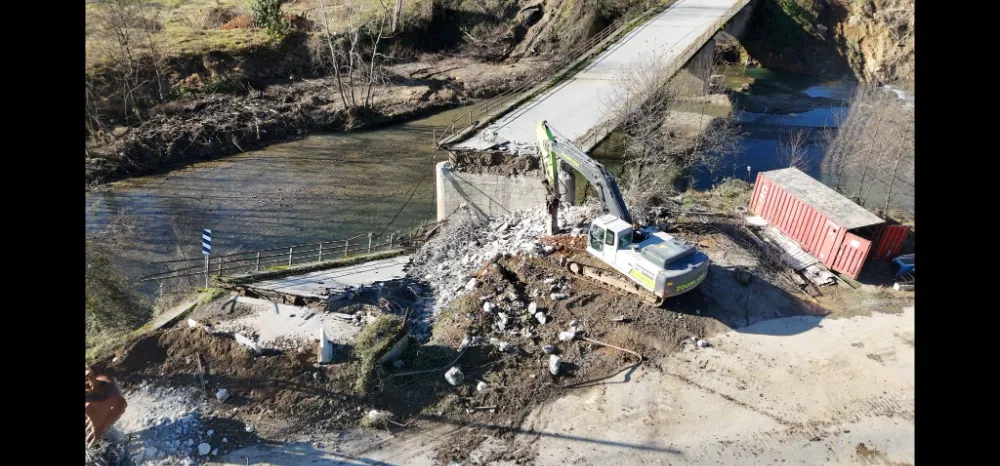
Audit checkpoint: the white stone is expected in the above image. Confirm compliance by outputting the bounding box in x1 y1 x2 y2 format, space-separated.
476 381 488 391
207 429 214 436
222 437 228 443
535 312 548 324
548 355 562 376
542 345 557 354
445 367 465 386
198 443 211 456
550 293 568 300
216 388 230 402
186 440 194 447
558 330 577 342
212 449 219 456
245 424 256 433
697 339 710 348
527 302 537 313
498 341 516 353
483 301 493 313
466 278 479 291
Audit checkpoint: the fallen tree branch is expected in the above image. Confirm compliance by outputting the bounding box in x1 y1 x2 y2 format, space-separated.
581 337 644 363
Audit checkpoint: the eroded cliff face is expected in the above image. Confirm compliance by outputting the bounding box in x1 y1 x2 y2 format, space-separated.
744 0 913 86
836 0 914 86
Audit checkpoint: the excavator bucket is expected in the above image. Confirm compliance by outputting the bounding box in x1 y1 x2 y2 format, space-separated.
86 371 127 447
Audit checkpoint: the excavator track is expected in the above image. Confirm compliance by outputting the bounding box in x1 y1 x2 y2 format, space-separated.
550 259 664 306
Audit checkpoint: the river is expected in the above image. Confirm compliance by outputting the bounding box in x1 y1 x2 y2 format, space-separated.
86 105 472 300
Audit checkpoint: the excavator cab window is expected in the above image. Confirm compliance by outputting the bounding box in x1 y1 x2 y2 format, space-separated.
589 225 605 252
605 230 616 247
618 230 632 249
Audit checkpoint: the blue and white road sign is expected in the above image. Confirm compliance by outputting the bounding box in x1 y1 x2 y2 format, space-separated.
202 229 212 255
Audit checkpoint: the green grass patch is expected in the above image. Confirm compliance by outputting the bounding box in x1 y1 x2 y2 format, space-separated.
352 315 406 395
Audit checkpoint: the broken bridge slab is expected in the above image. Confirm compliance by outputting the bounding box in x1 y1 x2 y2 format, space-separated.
243 255 412 300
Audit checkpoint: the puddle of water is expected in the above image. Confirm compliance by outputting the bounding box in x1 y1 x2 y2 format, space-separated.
87 105 472 298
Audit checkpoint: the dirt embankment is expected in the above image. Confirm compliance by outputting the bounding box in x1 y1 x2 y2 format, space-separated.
743 0 913 86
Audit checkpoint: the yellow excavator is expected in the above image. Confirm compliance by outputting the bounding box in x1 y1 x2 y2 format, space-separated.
536 121 710 304
85 366 127 446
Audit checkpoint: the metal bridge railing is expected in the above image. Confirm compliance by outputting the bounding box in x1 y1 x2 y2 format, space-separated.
139 223 440 283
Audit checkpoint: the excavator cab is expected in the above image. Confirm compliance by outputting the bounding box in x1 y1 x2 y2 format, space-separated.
85 367 127 446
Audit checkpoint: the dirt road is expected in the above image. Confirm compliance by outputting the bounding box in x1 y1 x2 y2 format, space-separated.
212 305 914 465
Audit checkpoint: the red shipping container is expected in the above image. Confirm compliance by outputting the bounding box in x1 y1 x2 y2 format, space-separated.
748 169 885 279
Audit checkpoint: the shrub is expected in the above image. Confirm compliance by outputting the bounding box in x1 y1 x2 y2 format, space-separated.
250 0 289 37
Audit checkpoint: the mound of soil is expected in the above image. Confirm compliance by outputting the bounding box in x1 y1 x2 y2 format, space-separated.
418 243 724 463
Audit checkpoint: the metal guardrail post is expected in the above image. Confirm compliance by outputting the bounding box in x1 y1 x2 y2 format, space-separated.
205 256 210 288
368 233 373 253
389 233 395 248
343 239 349 257
218 256 223 277
288 247 293 266
318 242 323 262
255 251 261 271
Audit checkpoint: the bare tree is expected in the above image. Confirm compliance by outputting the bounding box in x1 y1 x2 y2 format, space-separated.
313 0 393 112
821 85 913 213
605 53 742 205
778 128 810 170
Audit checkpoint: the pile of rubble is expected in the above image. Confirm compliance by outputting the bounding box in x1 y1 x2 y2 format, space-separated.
108 383 210 465
409 203 597 315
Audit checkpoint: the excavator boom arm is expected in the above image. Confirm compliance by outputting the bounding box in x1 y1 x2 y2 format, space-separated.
537 121 632 224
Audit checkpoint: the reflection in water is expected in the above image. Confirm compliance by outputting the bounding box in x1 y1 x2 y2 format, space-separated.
86 105 471 298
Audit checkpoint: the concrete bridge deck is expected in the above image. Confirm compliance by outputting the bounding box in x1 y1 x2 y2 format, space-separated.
451 0 751 153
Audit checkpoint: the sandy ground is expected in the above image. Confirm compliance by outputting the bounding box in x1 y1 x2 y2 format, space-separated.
211 305 914 465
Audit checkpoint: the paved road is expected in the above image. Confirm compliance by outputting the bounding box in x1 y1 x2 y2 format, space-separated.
454 0 749 152
245 255 411 299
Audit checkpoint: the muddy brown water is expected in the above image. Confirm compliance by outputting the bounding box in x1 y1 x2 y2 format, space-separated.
86 105 475 299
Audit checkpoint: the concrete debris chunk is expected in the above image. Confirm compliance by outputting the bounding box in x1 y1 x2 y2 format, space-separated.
207 429 214 436
550 293 569 300
245 424 255 433
483 301 493 313
535 312 548 324
466 278 479 291
215 389 230 402
497 312 510 329
234 333 263 355
542 345 557 354
476 381 489 391
542 245 555 255
558 330 577 342
548 355 562 376
697 339 711 348
445 367 465 386
212 449 218 456
222 437 228 443
527 302 538 314
498 341 517 353
318 328 334 364
198 443 211 456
